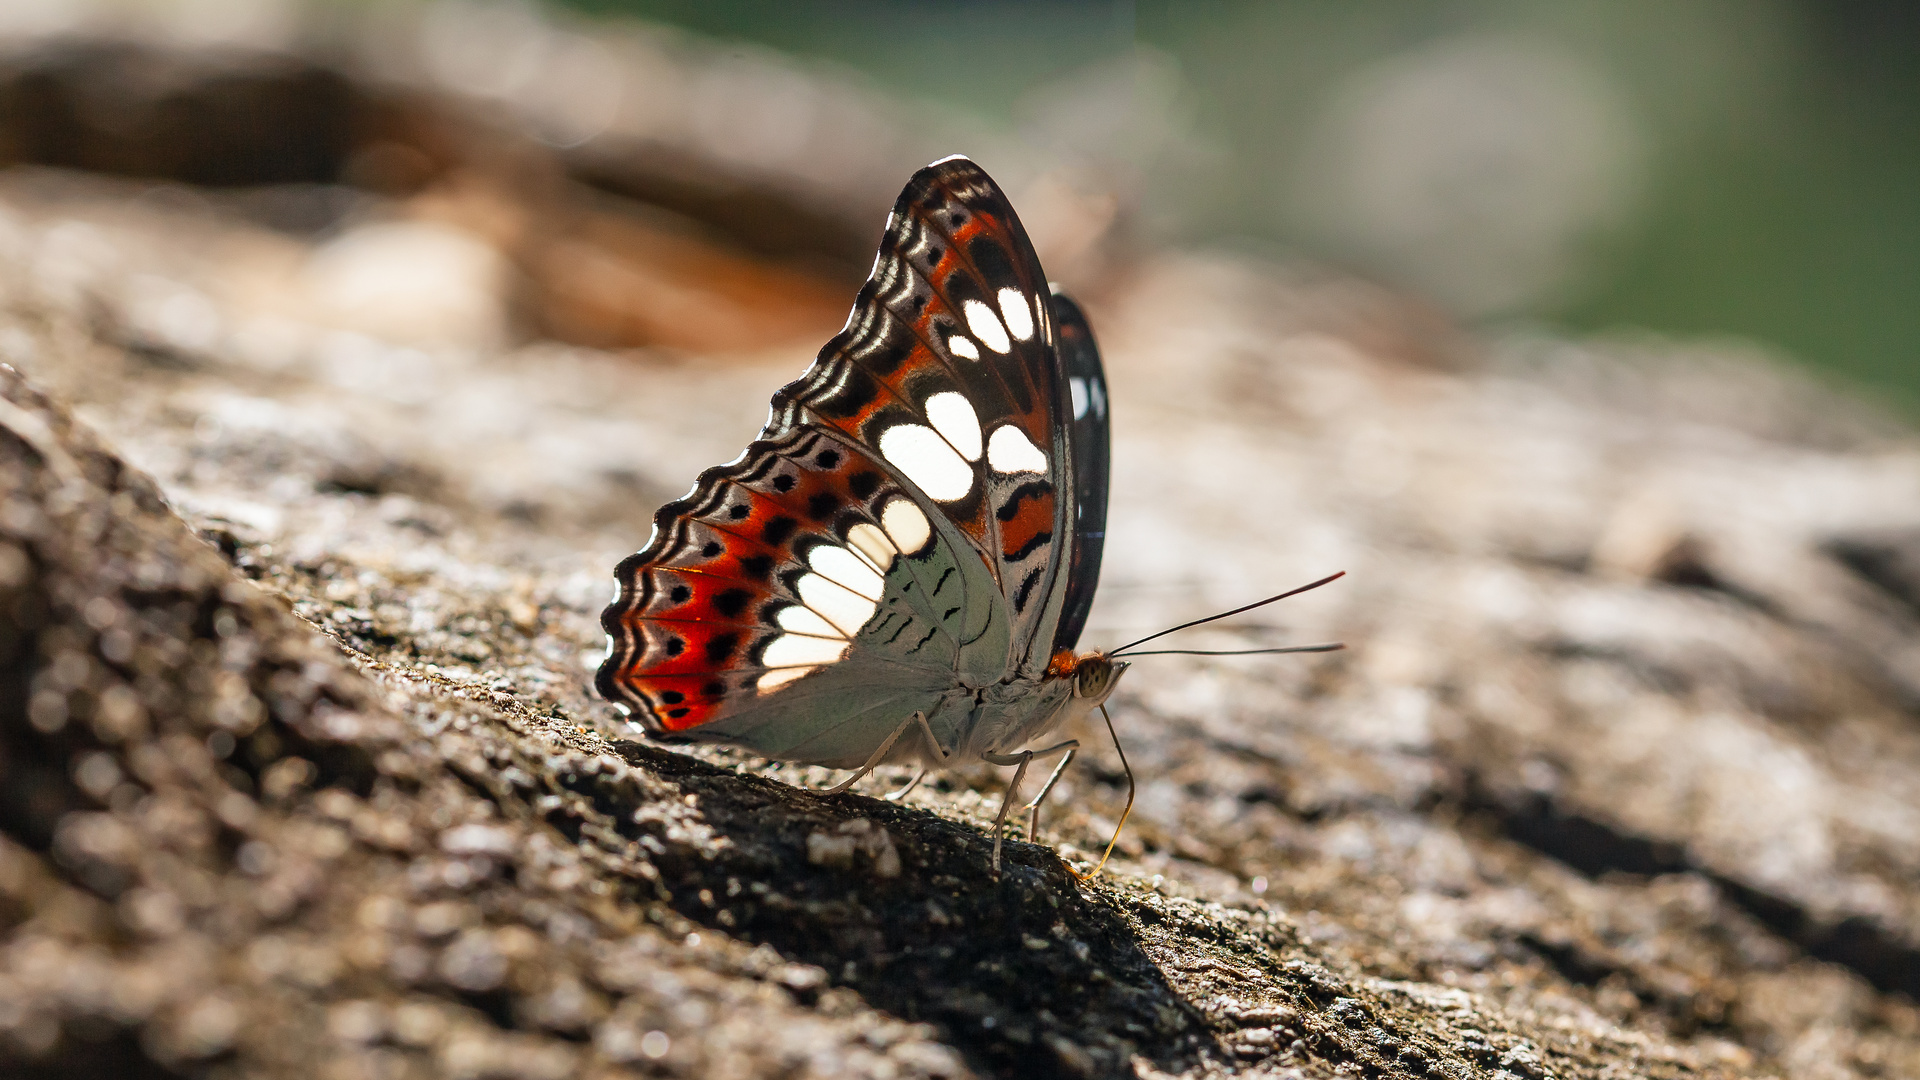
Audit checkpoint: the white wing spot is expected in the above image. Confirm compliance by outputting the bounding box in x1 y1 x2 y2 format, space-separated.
756 666 810 694
881 496 932 555
987 425 1048 474
963 299 1011 354
947 333 980 360
879 423 973 501
998 287 1034 341
924 391 982 461
1069 377 1089 420
776 604 845 640
796 572 879 637
761 633 850 669
847 522 897 572
809 544 883 600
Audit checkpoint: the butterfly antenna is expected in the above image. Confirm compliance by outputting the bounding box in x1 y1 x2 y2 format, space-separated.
1109 571 1346 657
1068 703 1134 882
1117 643 1345 657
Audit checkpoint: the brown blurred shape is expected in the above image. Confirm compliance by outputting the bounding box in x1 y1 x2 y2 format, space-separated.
0 40 853 354
521 198 850 352
0 41 362 187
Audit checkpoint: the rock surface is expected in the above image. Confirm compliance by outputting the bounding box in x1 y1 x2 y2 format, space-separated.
2 158 1919 1080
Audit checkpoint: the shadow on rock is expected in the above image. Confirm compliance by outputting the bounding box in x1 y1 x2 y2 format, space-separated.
598 742 1217 1079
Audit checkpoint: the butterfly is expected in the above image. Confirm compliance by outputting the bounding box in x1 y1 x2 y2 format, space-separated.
598 155 1341 874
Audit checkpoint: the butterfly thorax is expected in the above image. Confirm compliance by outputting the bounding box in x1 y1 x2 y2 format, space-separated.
963 651 1126 757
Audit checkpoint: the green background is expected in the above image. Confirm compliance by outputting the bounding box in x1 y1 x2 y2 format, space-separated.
557 0 1920 413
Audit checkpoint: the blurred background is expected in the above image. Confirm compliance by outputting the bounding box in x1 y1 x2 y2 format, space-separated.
565 0 1920 408
0 0 1914 409
8 11 1920 1075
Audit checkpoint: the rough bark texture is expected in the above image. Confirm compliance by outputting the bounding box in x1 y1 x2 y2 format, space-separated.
2 173 1918 1080
2 21 1920 1080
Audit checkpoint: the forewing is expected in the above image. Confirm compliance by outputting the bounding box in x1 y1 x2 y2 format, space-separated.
766 157 1074 677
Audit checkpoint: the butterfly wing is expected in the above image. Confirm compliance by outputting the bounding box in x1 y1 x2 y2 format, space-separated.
1048 289 1110 655
770 157 1084 676
598 156 1095 765
596 424 970 766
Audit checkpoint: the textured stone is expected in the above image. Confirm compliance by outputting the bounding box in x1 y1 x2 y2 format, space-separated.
0 44 1917 1080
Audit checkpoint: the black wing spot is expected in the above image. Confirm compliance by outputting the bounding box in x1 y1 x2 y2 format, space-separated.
666 707 690 720
942 606 961 621
669 585 692 604
815 449 842 469
713 589 752 619
705 632 740 664
660 690 685 704
772 474 797 493
865 330 911 375
883 619 911 645
848 470 882 500
925 245 943 265
739 554 774 581
968 235 1019 291
932 567 955 595
1013 567 1044 612
702 541 722 558
814 368 879 421
763 516 799 546
729 504 751 521
807 492 839 520
702 680 724 697
910 625 941 652
664 636 685 657
1006 529 1052 562
998 479 1055 522
944 272 988 309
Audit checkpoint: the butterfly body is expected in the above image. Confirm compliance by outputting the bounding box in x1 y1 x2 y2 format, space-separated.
599 156 1120 856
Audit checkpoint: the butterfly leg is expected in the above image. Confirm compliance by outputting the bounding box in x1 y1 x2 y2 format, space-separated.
1022 744 1079 844
822 712 951 796
983 751 1033 873
981 740 1078 872
883 715 957 799
884 768 928 802
821 712 925 795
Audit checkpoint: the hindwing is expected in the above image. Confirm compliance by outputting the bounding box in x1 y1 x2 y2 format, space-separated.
598 428 960 733
1049 289 1110 654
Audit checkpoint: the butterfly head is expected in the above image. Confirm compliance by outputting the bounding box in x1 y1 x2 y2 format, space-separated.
1050 649 1128 705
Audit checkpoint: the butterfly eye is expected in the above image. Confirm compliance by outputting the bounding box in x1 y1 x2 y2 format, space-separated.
1074 655 1114 699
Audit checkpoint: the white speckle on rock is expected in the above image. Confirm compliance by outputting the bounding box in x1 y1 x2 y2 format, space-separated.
177 995 240 1059
805 818 901 879
438 929 507 992
805 829 857 870
439 823 517 857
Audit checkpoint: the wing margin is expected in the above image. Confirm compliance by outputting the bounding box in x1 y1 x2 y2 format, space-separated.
1048 289 1109 655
